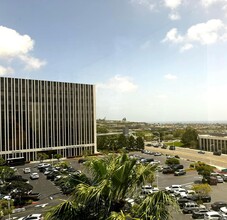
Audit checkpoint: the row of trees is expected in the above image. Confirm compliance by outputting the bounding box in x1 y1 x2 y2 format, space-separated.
45 153 178 220
97 134 144 152
37 153 62 162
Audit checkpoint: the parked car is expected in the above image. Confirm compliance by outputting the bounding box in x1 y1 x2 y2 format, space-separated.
204 211 221 219
182 202 199 214
189 194 211 203
12 192 41 201
192 205 208 219
162 167 175 174
213 151 221 156
207 176 218 185
220 207 227 218
46 171 60 181
37 163 50 169
30 173 39 180
154 152 162 156
211 201 227 211
165 185 182 193
18 213 43 220
169 146 175 150
171 164 184 170
174 169 186 176
78 158 88 164
140 158 154 164
177 198 192 209
174 188 187 196
161 145 167 149
23 167 31 174
217 176 224 183
141 185 155 194
198 150 205 154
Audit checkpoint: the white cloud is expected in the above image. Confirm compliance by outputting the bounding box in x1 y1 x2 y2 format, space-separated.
19 55 46 70
162 28 183 43
0 65 14 76
201 0 226 7
0 26 33 58
180 43 193 52
163 19 227 51
186 19 224 44
169 12 181 20
130 0 156 11
0 26 46 71
97 75 138 93
164 0 182 9
164 74 178 80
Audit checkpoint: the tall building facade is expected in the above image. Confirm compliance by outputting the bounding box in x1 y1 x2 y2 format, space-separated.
0 77 96 161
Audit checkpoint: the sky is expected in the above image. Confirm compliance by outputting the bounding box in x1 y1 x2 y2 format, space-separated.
0 0 227 123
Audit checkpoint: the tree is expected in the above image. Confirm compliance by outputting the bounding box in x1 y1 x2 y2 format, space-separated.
117 134 128 150
194 162 214 182
54 154 62 162
0 158 6 166
45 154 178 220
191 184 212 196
0 167 15 183
165 158 180 166
135 137 144 150
128 136 136 149
0 199 13 219
136 191 179 220
181 127 198 148
37 153 49 162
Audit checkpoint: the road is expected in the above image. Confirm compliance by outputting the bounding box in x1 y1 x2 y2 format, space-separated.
145 145 227 169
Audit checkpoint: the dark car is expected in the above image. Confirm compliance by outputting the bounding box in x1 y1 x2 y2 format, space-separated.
192 207 209 219
46 171 60 181
189 194 211 203
161 145 167 149
78 158 88 164
169 146 175 150
162 167 175 174
174 169 186 176
171 164 184 171
211 201 227 211
213 151 221 156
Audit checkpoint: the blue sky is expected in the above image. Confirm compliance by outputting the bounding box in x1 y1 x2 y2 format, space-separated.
0 0 227 122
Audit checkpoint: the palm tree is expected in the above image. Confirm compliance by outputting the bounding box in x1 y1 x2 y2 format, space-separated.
135 190 179 220
45 153 178 220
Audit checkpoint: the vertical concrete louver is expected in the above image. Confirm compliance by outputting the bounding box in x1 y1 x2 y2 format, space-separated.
0 77 96 161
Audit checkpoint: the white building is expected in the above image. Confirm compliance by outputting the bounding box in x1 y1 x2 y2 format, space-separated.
198 134 227 154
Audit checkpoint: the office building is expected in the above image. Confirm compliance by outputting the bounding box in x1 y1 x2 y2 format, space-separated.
198 134 227 154
0 77 96 161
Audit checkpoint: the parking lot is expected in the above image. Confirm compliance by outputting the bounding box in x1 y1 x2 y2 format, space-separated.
4 150 227 220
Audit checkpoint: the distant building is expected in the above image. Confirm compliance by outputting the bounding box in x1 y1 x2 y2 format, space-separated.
198 134 227 154
0 77 96 161
123 126 129 136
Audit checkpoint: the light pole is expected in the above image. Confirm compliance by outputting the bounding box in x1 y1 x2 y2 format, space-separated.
156 170 159 188
209 144 214 166
51 154 54 166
